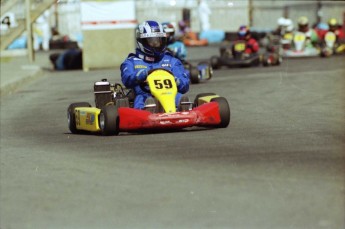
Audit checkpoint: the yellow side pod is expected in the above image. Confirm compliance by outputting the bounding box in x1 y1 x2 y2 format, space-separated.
75 107 101 132
198 95 219 105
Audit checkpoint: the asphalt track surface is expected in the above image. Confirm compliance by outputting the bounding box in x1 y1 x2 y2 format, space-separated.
1 47 345 229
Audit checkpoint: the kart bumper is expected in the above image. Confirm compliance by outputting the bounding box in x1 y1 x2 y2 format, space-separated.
118 102 221 131
283 49 320 58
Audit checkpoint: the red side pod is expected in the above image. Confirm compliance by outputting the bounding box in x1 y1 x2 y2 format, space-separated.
118 108 197 130
118 108 152 130
193 102 221 126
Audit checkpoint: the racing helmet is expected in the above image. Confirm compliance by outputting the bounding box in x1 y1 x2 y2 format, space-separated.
328 18 338 32
237 25 250 39
284 19 294 32
162 22 175 44
277 17 286 27
297 16 309 32
136 20 167 57
278 18 294 33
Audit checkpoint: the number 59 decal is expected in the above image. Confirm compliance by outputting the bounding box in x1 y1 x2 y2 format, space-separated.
154 79 173 89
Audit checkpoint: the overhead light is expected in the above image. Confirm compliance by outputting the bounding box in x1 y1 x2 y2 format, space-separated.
228 1 234 7
170 0 176 6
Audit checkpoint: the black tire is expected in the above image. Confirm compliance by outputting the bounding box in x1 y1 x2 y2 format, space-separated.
190 66 200 84
67 102 91 134
210 97 230 128
193 93 216 107
99 105 119 136
210 56 220 69
252 56 261 66
208 65 213 80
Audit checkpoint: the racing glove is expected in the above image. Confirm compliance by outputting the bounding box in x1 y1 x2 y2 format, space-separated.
136 69 148 82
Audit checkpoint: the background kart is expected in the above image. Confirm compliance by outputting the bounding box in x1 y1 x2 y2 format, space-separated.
183 60 213 84
320 31 345 57
210 41 281 69
67 69 230 136
282 31 320 58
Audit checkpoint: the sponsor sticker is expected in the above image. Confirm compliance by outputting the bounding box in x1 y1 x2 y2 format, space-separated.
86 113 95 125
140 32 166 38
160 120 172 125
161 92 172 95
161 63 171 67
134 65 148 69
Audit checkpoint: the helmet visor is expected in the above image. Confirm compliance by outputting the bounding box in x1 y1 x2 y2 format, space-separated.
142 37 167 52
238 31 247 37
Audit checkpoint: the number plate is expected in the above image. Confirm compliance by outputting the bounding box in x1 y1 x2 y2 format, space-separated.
234 42 245 52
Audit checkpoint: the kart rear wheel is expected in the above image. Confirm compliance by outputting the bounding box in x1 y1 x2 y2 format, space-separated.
211 97 230 128
252 55 261 66
190 66 200 84
99 105 119 136
194 93 216 107
67 102 91 134
210 56 220 69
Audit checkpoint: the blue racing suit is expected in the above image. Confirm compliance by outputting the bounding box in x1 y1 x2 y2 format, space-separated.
120 49 190 109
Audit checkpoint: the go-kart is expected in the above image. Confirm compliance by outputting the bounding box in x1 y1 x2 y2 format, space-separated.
183 60 213 84
67 69 230 136
320 31 345 57
282 31 320 58
262 34 284 66
210 41 260 69
210 40 281 69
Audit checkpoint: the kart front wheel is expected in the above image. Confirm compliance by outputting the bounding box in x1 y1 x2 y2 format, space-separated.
99 105 119 136
67 102 91 134
211 97 230 128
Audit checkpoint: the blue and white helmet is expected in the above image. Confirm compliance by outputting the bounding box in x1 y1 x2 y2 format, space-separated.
136 20 167 57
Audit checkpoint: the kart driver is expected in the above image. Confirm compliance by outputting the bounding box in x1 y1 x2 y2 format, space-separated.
162 22 187 61
275 17 294 37
296 16 319 47
320 18 345 55
327 18 345 41
232 25 259 55
120 20 190 110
